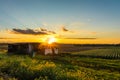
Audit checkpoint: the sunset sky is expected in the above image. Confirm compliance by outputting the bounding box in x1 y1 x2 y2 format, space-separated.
0 0 120 44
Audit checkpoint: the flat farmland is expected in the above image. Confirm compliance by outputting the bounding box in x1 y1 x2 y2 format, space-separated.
0 45 120 80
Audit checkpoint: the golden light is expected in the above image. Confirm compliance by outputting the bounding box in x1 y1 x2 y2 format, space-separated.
41 35 58 45
48 37 56 44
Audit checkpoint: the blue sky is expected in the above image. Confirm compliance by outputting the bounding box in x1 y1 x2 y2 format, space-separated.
0 0 120 43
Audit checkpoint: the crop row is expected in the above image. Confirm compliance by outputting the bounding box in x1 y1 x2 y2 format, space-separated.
72 47 120 59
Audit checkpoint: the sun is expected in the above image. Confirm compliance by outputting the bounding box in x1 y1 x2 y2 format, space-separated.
48 37 56 44
41 35 57 44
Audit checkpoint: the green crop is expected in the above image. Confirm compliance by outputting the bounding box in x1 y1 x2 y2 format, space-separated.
0 47 120 80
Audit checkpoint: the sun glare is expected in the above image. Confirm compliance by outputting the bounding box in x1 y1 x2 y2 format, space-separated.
48 37 56 44
41 35 57 44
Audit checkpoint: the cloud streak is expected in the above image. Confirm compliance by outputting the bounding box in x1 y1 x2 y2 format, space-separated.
11 28 56 35
0 38 20 39
63 38 96 39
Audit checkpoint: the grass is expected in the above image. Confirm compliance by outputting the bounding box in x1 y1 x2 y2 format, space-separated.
0 47 120 80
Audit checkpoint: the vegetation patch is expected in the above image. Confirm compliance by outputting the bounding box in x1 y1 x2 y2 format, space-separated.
0 47 120 80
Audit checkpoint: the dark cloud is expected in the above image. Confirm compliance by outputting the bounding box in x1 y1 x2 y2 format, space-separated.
40 28 47 31
61 27 69 32
12 28 56 35
48 31 56 34
61 26 74 33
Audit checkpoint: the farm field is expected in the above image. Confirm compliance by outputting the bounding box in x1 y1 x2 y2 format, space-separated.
0 47 120 80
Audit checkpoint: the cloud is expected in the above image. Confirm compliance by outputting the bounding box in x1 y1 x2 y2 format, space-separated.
12 28 46 35
61 26 74 33
61 26 69 32
40 28 47 31
63 37 96 39
11 28 56 35
0 38 18 39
